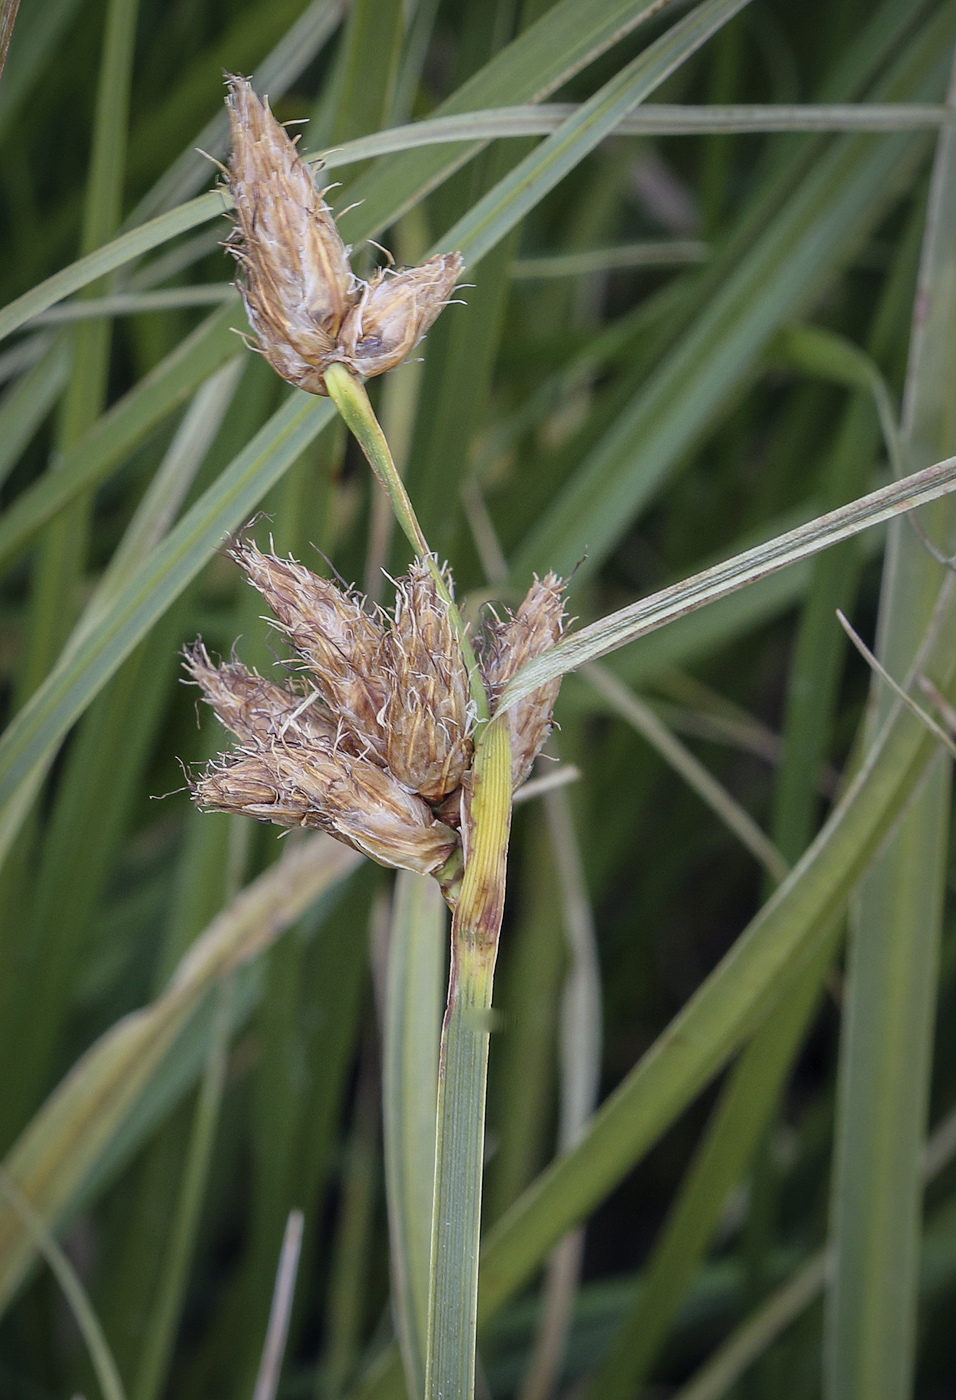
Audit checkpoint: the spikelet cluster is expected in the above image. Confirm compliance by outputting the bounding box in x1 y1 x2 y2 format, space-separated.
186 541 566 880
481 573 567 787
224 75 463 395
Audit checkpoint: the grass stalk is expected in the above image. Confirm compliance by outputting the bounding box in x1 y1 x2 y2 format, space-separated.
824 42 956 1400
324 362 430 558
253 1210 306 1400
425 718 513 1400
383 872 445 1399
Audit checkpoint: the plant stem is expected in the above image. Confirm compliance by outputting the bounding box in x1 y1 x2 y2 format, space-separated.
327 361 512 1394
325 362 430 557
323 362 489 721
425 717 513 1400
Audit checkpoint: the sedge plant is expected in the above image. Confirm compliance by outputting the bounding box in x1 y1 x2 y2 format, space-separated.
11 10 956 1400
180 73 956 1400
186 77 566 1400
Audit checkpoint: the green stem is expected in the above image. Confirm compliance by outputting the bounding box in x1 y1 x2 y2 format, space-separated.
426 944 495 1400
425 718 513 1400
323 362 489 722
325 362 429 557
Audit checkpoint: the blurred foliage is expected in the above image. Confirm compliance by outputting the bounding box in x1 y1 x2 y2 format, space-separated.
2 0 956 1398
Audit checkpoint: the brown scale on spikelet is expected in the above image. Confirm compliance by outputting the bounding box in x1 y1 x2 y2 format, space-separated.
223 75 462 394
482 573 567 787
224 75 356 395
193 743 457 877
337 255 465 380
228 536 388 762
184 642 338 749
380 558 475 801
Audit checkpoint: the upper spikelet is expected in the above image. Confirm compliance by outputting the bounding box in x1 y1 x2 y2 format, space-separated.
482 573 567 786
223 76 462 394
224 75 356 395
337 255 465 380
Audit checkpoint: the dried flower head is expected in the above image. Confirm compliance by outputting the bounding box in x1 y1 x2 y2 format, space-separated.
224 75 356 395
481 573 567 786
184 642 337 748
195 743 458 877
337 255 465 380
380 559 475 800
185 539 566 881
228 536 387 761
223 75 462 394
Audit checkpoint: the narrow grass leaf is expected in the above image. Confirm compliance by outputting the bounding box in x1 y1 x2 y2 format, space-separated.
823 45 956 1400
498 454 956 714
436 0 754 270
0 305 245 573
384 872 445 1400
0 390 334 818
0 836 359 1312
252 1210 306 1400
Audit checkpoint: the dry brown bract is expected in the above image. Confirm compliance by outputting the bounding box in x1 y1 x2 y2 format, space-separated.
186 542 567 880
224 75 463 394
481 572 567 787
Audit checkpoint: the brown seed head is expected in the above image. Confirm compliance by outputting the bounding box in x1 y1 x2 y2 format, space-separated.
193 741 457 876
184 641 337 749
337 254 464 379
223 77 462 393
482 573 567 786
381 558 475 801
229 537 388 761
224 74 355 395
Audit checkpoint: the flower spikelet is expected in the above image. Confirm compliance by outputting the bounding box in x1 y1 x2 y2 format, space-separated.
482 573 567 786
184 641 337 748
381 558 475 801
338 254 465 379
193 743 457 877
224 75 356 396
223 75 462 393
228 536 388 761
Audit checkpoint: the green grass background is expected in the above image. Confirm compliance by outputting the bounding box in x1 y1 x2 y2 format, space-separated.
2 0 956 1397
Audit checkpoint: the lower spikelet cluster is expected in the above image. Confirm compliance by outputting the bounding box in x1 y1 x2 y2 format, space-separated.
186 539 566 880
